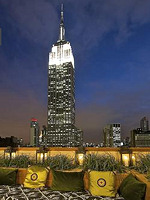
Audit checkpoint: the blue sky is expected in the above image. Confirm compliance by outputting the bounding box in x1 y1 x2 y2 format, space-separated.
0 0 150 143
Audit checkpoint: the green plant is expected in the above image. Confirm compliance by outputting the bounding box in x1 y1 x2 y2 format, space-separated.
83 154 126 173
42 155 77 170
9 155 35 168
0 155 35 168
0 157 10 167
133 154 150 174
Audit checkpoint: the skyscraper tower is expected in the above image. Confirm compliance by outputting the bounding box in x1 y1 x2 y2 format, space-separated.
103 124 121 147
47 5 83 147
30 118 40 147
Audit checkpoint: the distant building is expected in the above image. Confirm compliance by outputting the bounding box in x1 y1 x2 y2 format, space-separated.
140 117 149 132
39 125 47 147
131 129 150 147
123 137 130 147
83 142 102 147
17 138 23 147
130 117 150 147
103 124 121 147
0 136 19 147
47 5 83 147
30 118 40 147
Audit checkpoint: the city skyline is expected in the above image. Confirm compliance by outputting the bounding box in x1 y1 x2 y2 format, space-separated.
0 0 150 144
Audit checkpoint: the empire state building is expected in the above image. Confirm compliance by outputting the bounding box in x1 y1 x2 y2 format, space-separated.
47 5 83 147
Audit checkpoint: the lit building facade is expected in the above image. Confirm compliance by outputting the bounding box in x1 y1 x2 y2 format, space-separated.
130 117 150 147
47 5 83 147
30 118 40 147
131 129 150 147
103 123 121 147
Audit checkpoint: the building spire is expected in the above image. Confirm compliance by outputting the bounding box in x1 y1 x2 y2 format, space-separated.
58 4 65 41
61 4 64 25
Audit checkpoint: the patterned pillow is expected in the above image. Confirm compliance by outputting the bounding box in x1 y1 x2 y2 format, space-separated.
89 171 116 197
23 166 48 188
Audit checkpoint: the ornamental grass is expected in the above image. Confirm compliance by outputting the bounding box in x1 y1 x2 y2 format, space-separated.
132 154 150 180
83 154 126 173
42 155 77 170
0 155 35 168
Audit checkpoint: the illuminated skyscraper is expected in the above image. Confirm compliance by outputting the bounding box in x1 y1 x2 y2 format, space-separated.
103 124 121 147
47 5 83 147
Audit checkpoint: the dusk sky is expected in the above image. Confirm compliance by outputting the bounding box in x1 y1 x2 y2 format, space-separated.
0 0 150 144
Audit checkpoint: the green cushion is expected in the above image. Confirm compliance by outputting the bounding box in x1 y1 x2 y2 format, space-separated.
118 173 146 200
51 170 84 192
0 168 17 185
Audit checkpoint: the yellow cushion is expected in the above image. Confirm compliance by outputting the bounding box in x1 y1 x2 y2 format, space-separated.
23 166 48 188
89 171 116 197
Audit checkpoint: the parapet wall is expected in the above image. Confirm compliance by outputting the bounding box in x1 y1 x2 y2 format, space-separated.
0 147 150 166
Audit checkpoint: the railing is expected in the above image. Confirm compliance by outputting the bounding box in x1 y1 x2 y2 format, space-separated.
0 146 150 166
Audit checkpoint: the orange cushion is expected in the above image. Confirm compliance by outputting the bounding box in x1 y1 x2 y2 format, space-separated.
16 168 28 185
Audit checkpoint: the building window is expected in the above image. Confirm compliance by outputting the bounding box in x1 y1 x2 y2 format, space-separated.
64 49 70 57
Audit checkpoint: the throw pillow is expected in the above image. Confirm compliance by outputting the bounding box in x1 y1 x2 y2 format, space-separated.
118 173 146 200
23 165 48 188
0 168 17 185
51 170 84 191
46 168 83 188
89 171 116 197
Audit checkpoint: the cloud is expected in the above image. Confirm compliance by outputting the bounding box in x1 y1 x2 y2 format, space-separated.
69 0 150 48
0 0 58 46
1 0 150 49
